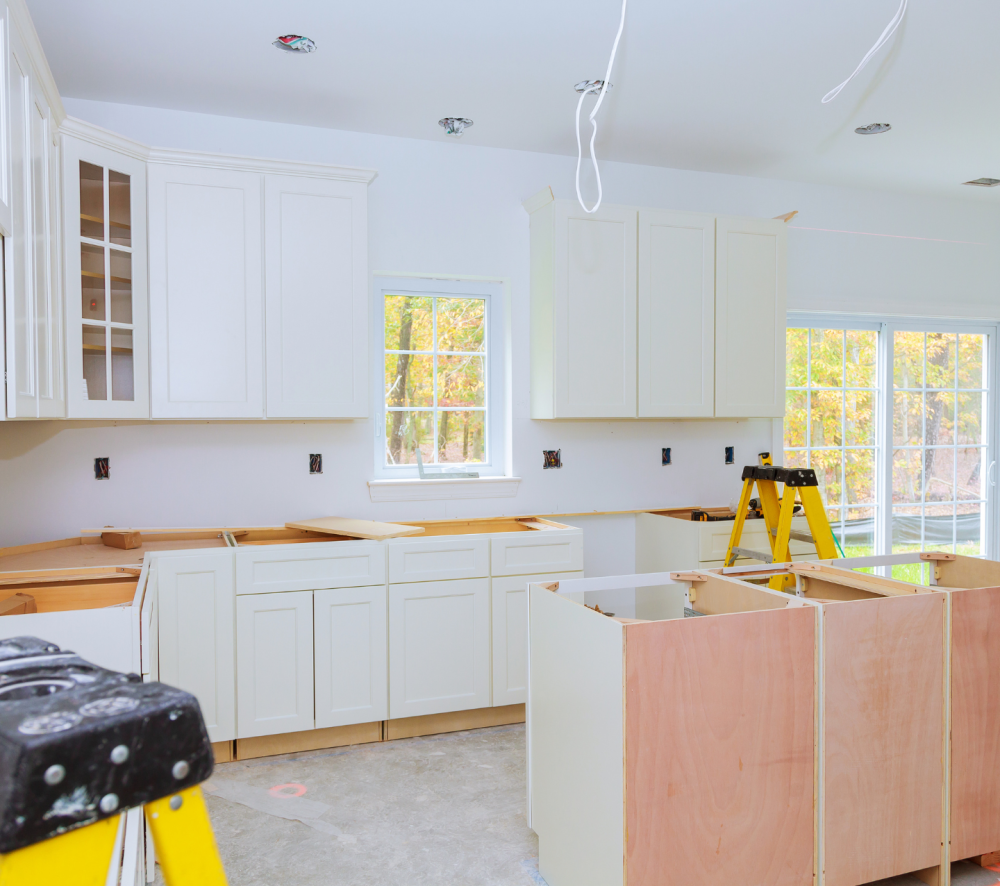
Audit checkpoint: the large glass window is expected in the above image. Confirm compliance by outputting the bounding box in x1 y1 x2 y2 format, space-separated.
786 318 995 581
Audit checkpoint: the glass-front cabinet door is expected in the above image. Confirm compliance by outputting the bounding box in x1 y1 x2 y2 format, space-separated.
63 133 148 417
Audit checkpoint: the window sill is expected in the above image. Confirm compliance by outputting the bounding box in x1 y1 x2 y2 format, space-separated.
367 476 521 503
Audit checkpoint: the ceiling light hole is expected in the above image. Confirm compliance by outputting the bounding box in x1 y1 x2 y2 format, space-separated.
963 178 1000 188
273 35 316 53
439 118 473 137
855 123 892 135
574 80 613 95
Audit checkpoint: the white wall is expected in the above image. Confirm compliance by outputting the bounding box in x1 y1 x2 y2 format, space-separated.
1 98 998 571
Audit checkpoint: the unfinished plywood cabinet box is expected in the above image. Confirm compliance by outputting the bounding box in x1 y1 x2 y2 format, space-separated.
530 571 949 886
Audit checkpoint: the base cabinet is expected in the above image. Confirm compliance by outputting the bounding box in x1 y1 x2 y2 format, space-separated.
388 578 490 719
491 572 582 707
315 585 388 728
236 591 314 738
155 550 236 743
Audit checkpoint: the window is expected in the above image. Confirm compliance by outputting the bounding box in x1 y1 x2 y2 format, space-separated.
785 316 996 581
373 277 505 478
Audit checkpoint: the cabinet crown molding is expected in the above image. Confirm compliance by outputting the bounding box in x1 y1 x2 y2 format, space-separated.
147 148 378 184
60 116 151 161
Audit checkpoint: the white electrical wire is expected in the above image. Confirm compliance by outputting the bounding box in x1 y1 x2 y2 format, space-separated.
822 0 908 103
575 0 628 213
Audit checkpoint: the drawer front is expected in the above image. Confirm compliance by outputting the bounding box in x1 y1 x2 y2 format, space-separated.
698 516 814 563
490 531 584 577
236 542 385 594
388 537 489 583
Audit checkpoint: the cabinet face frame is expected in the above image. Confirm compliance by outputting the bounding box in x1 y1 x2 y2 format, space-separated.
62 136 148 418
264 174 368 418
637 209 715 418
147 162 264 418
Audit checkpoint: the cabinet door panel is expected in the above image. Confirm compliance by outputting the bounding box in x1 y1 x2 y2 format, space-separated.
264 175 368 418
554 202 637 418
491 571 582 707
236 591 313 738
490 531 583 577
315 586 387 728
156 551 235 742
148 164 263 418
388 579 490 718
715 217 787 417
236 542 385 594
637 210 715 417
388 536 489 583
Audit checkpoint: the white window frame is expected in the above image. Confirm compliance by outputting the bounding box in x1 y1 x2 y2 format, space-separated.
788 312 999 562
372 275 507 479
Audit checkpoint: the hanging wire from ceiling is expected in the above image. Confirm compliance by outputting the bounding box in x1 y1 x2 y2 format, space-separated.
575 0 628 213
822 0 908 103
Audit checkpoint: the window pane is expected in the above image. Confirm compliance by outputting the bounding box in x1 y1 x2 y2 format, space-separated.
923 448 955 503
844 507 875 556
957 448 986 500
82 325 107 401
109 249 132 323
786 329 807 387
894 331 924 388
845 330 877 388
893 391 922 446
924 503 957 549
925 333 956 389
110 328 134 401
958 334 984 389
385 411 434 465
845 449 876 505
844 389 874 446
437 354 484 407
80 161 103 240
385 354 432 407
924 391 955 445
892 449 924 503
784 390 807 448
811 449 843 506
785 449 808 469
436 298 485 352
108 169 131 247
81 243 105 321
809 391 842 446
437 411 485 464
957 501 983 556
810 328 843 387
891 506 923 550
385 295 432 351
956 391 983 445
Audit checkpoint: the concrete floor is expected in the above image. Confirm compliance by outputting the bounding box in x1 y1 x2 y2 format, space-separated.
153 722 999 886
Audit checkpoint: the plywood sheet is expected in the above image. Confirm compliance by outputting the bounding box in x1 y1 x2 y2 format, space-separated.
937 556 1000 590
625 606 816 886
0 538 226 572
950 586 1000 860
285 517 424 540
823 594 944 886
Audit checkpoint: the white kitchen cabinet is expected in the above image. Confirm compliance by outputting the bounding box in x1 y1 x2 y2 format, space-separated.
714 216 787 418
528 196 637 418
147 159 264 418
491 571 582 707
314 585 388 728
490 529 583 577
155 550 236 742
236 591 314 738
388 535 490 584
264 174 368 418
62 130 148 418
388 578 490 718
637 210 715 418
0 1 12 237
4 22 62 419
235 541 385 595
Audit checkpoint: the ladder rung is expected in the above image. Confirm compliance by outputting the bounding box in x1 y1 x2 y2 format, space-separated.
731 546 774 564
771 528 816 544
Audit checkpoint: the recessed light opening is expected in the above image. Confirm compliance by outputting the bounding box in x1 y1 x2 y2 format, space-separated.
439 118 473 137
855 123 892 135
963 178 1000 187
273 35 316 53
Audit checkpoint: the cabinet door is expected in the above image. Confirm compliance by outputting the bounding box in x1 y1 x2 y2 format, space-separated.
156 551 236 742
637 210 715 417
63 137 148 418
553 201 637 418
715 217 787 418
264 175 368 418
388 578 490 719
148 163 263 418
491 571 582 707
315 586 387 728
236 591 313 738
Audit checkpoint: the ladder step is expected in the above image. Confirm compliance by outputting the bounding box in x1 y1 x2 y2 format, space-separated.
771 528 815 544
731 546 774 564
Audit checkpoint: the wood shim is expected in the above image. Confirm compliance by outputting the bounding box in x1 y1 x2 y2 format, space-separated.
0 594 36 616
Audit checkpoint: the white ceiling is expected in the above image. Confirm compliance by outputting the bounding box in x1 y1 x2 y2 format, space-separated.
25 0 1000 200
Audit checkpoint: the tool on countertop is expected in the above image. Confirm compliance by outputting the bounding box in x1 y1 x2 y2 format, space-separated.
0 636 227 885
724 452 840 591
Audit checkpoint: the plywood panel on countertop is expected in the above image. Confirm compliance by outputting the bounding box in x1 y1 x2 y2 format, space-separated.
285 516 424 540
823 593 945 886
624 606 816 886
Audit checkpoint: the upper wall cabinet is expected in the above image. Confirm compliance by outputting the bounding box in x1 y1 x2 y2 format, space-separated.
529 197 637 419
4 19 63 419
714 216 787 418
525 191 787 420
147 152 375 420
62 128 149 418
264 175 368 418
